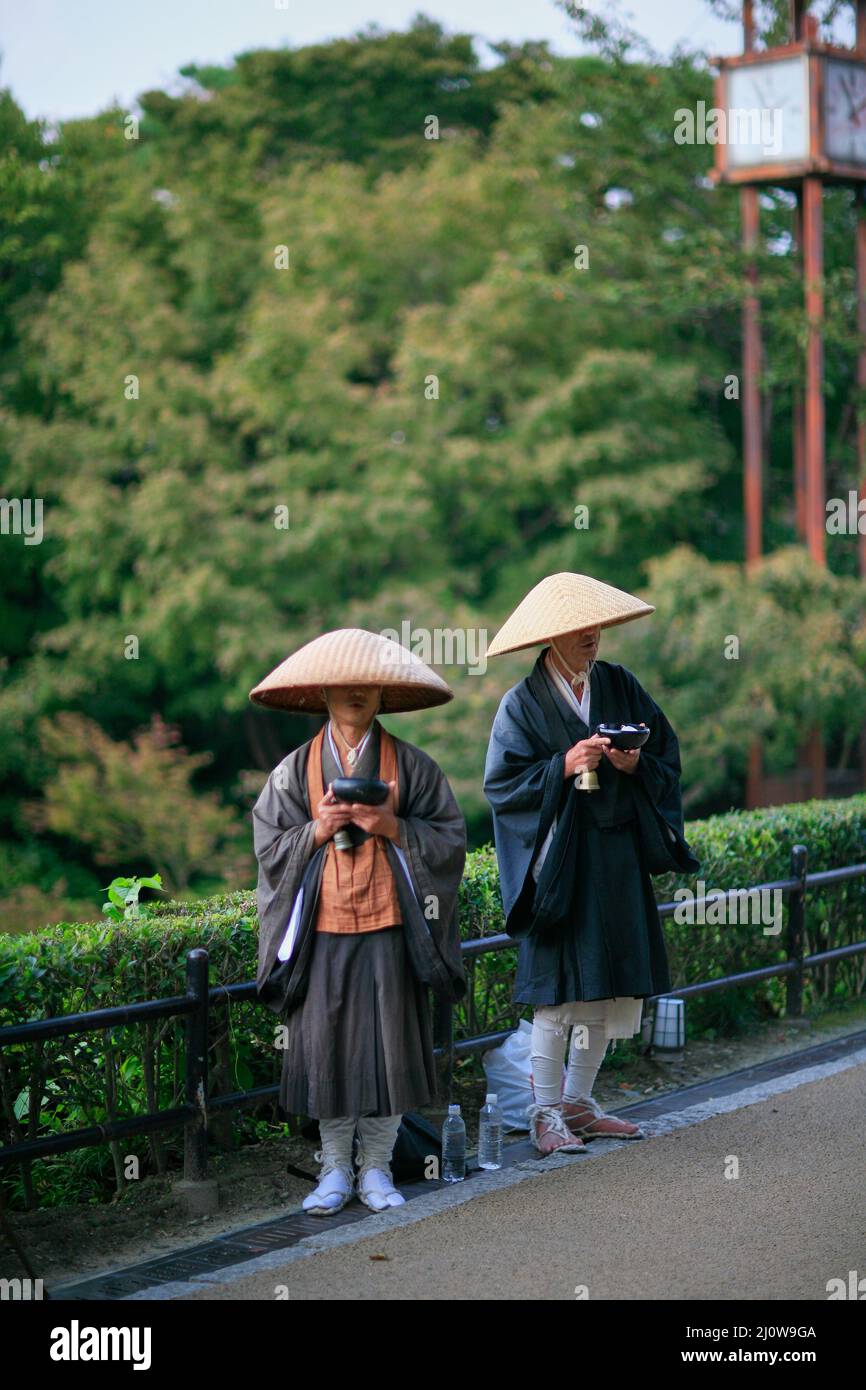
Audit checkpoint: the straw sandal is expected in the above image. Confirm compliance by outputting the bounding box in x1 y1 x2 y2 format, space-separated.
561 1095 645 1141
528 1103 587 1155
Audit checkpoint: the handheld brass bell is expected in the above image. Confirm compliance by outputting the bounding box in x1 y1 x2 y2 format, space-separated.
575 766 600 792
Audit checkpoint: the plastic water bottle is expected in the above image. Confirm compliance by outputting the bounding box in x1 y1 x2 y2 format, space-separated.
478 1092 503 1170
441 1103 466 1182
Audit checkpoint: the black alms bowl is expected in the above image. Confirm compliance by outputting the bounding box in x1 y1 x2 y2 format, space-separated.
595 722 651 751
331 777 389 805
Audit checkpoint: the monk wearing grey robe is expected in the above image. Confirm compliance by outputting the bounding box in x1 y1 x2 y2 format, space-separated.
249 628 466 1215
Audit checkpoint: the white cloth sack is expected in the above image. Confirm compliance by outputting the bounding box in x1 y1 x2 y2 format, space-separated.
482 1020 566 1132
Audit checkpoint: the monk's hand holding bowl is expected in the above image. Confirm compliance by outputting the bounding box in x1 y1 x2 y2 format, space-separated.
313 784 357 847
603 722 648 775
565 734 610 779
348 779 400 842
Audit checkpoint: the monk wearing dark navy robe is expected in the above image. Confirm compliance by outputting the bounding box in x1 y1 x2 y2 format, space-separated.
483 573 699 1156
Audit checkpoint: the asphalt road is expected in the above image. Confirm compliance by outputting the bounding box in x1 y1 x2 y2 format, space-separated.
177 1058 866 1301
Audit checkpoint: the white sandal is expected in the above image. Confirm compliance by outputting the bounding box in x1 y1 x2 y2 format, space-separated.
302 1163 355 1216
357 1166 406 1212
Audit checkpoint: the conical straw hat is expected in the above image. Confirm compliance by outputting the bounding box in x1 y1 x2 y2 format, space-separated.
487 572 654 657
249 627 453 713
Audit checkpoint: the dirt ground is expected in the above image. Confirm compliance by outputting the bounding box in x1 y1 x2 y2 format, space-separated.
4 998 866 1289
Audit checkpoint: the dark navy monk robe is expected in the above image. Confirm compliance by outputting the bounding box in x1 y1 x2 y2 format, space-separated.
483 651 699 1006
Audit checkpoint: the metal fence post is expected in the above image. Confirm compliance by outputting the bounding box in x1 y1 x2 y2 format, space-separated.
183 948 210 1183
432 994 454 1103
786 844 807 1019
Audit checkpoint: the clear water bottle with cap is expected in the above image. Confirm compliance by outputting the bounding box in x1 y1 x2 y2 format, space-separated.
441 1103 466 1182
478 1092 503 1170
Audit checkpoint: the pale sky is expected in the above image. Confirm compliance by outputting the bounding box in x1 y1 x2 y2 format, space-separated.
1 0 747 123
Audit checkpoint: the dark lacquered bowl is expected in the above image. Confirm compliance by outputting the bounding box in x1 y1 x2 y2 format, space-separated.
331 776 389 805
595 722 651 751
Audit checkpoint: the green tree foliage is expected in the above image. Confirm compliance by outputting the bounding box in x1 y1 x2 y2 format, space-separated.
616 546 866 807
163 17 558 175
27 714 250 893
0 14 864 924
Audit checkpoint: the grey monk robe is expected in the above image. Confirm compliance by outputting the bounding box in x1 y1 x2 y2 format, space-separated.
253 721 468 1018
483 651 699 1008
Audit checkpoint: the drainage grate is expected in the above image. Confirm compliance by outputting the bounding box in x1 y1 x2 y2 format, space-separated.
50 1027 866 1300
619 1025 866 1119
51 1173 481 1300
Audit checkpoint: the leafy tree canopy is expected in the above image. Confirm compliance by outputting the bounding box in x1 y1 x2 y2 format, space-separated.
1 12 864 925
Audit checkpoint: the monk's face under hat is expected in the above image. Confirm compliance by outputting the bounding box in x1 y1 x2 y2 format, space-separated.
551 626 601 673
323 685 382 726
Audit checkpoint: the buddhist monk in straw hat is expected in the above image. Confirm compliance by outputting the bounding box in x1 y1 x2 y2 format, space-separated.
250 628 466 1215
483 574 699 1156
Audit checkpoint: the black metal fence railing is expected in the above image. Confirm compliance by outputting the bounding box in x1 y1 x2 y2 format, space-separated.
2 844 865 1188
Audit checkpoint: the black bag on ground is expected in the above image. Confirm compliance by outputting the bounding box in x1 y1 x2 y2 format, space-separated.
389 1111 441 1182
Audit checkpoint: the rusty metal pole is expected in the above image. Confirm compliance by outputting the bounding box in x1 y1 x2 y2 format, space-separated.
742 1 764 808
802 174 826 565
790 0 808 512
742 1 762 571
801 17 827 796
802 171 827 796
792 192 807 540
801 10 826 567
742 189 763 570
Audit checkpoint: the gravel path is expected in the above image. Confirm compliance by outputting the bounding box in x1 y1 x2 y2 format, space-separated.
153 1050 866 1301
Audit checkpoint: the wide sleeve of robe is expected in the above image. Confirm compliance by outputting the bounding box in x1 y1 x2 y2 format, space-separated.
252 742 319 994
483 680 565 929
392 736 468 1001
614 664 700 874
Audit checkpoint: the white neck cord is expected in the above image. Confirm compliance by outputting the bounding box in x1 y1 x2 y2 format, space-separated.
550 641 594 700
327 719 373 770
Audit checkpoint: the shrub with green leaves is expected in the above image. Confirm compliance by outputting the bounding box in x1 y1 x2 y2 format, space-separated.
101 874 165 922
1 795 865 1208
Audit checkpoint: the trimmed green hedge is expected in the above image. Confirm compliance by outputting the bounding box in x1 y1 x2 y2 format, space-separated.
1 795 865 1207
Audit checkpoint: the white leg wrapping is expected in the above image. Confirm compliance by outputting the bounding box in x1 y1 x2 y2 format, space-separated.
355 1114 402 1174
530 1011 569 1105
302 1117 357 1214
562 1015 610 1103
316 1116 356 1171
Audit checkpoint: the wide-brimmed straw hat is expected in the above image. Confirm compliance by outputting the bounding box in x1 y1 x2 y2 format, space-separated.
249 627 453 713
487 572 654 658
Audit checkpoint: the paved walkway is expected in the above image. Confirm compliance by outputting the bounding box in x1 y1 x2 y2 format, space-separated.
135 1046 866 1301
